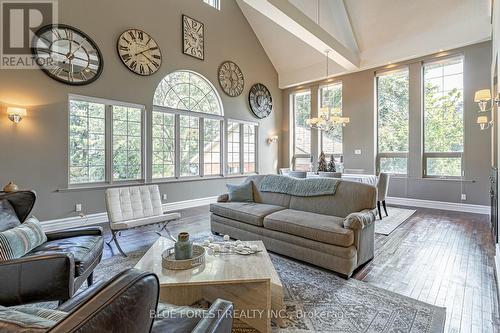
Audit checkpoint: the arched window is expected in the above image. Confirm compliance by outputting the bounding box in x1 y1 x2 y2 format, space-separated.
153 70 223 115
152 70 224 179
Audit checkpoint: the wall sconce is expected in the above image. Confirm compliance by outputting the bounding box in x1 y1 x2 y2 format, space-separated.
267 135 278 145
477 115 493 130
474 89 492 111
7 107 27 123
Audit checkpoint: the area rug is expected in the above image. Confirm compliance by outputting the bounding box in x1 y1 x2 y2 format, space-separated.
92 239 445 333
375 207 416 235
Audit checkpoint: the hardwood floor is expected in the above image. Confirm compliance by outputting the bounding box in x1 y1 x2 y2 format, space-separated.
100 205 500 332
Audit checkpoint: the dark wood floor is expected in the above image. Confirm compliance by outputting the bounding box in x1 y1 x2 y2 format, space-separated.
101 206 500 333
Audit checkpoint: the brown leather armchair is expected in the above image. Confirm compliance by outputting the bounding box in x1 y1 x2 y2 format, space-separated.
0 191 104 306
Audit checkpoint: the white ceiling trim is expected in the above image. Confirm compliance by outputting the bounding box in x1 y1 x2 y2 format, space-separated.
239 0 360 70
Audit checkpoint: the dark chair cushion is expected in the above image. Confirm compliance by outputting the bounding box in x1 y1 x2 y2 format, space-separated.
27 235 104 276
0 199 20 232
152 302 206 333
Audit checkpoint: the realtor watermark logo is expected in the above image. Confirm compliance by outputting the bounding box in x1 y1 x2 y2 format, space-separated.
1 0 57 69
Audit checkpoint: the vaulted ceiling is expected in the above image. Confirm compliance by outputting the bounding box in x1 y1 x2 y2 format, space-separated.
237 0 492 88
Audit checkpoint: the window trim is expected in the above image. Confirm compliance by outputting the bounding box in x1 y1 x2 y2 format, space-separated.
422 54 464 179
375 67 410 176
67 94 146 189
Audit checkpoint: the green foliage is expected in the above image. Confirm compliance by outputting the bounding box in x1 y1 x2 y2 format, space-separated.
327 154 336 172
317 151 327 172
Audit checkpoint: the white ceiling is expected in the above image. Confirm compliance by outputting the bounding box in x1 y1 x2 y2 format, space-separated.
237 0 492 88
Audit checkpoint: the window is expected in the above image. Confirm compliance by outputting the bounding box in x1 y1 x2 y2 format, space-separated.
69 100 106 184
152 112 175 179
226 121 258 174
320 83 343 161
423 56 464 178
293 91 311 156
180 115 200 177
203 0 220 10
376 69 409 175
112 106 143 181
227 121 240 174
243 124 256 173
68 95 145 186
204 119 221 176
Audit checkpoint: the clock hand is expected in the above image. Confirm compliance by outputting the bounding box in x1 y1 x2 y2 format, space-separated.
134 47 155 57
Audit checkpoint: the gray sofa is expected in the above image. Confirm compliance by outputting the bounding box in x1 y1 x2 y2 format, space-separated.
210 175 377 278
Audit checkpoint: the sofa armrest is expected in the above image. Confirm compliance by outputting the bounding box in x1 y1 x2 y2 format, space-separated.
45 226 103 241
0 253 75 306
217 194 229 203
192 298 233 333
343 209 377 230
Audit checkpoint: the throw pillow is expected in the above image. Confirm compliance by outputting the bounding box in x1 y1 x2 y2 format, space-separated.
0 199 21 232
0 305 66 333
226 182 254 202
0 216 47 261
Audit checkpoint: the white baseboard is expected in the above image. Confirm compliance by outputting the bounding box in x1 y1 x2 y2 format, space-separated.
387 196 490 215
41 196 218 232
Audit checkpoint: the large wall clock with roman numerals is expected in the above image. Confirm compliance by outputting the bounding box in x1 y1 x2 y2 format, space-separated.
117 29 162 76
32 24 103 85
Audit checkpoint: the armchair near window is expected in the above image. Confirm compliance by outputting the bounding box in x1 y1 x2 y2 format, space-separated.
0 191 104 306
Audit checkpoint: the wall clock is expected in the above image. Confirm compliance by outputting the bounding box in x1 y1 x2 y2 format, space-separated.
249 83 273 119
117 29 162 76
182 15 204 60
218 61 244 97
32 24 103 85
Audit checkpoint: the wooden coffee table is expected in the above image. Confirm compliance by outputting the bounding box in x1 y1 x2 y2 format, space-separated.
134 237 285 333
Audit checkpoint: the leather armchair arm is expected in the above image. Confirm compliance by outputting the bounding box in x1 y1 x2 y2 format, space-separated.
192 299 233 333
45 226 103 241
343 209 377 230
56 279 107 312
0 253 75 306
217 194 229 203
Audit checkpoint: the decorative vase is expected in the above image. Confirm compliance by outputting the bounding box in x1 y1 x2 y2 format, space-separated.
174 232 192 260
3 182 18 193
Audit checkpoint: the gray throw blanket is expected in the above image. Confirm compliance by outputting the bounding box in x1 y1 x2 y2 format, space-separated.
259 174 339 197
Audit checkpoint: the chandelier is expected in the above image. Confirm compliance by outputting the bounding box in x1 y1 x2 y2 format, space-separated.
306 50 350 132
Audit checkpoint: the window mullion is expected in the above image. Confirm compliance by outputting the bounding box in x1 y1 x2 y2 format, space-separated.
199 117 204 177
106 104 113 184
174 114 181 179
239 123 244 175
220 120 225 176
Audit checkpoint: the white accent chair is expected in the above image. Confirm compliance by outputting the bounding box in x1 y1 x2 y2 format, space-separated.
105 185 180 256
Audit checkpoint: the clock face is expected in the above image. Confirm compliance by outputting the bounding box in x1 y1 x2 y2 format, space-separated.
32 24 103 85
218 61 244 97
182 15 204 60
117 29 162 76
249 83 273 119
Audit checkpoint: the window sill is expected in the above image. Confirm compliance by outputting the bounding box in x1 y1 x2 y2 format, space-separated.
57 174 255 192
388 176 476 183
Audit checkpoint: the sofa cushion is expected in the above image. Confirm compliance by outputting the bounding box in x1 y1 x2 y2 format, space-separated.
263 209 354 247
0 216 47 261
210 202 285 227
28 235 103 276
0 199 21 232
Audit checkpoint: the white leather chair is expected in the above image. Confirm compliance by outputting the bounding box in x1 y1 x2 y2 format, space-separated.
105 185 180 256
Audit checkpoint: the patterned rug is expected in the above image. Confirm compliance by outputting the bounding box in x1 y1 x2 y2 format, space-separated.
92 239 445 333
375 207 416 235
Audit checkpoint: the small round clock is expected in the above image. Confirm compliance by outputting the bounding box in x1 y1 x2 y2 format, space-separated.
117 29 162 76
218 61 244 97
249 83 273 119
32 24 103 85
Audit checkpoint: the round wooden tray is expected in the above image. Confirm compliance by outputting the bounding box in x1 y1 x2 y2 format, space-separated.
162 244 205 270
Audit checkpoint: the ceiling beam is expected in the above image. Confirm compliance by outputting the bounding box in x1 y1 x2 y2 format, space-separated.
239 0 360 70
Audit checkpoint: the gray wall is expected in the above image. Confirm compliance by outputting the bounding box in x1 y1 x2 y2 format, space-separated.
282 41 492 206
0 0 282 220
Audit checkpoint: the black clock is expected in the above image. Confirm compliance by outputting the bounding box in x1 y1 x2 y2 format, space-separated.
32 24 103 85
117 29 162 76
249 83 273 119
218 61 244 97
